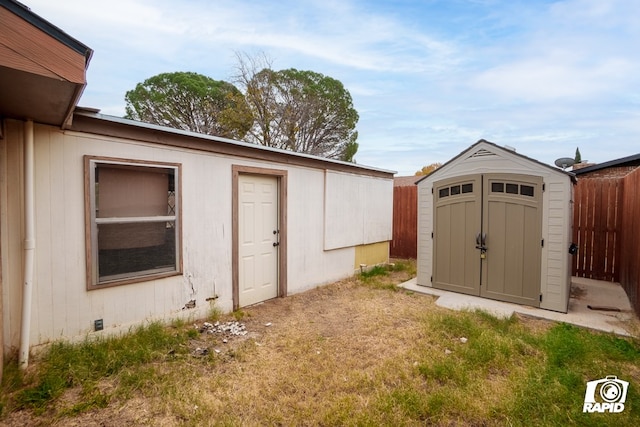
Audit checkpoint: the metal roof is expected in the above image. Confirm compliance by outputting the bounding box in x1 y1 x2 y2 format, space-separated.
72 109 397 176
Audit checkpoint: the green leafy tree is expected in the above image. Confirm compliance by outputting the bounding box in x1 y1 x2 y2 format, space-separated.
233 54 359 161
124 72 252 140
575 147 582 164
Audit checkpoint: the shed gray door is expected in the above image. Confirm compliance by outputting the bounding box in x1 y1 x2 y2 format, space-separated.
433 175 482 295
481 174 542 306
433 174 542 307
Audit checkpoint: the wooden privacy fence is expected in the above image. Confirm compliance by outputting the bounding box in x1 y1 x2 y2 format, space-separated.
572 169 640 318
619 168 640 317
390 185 417 258
572 177 623 281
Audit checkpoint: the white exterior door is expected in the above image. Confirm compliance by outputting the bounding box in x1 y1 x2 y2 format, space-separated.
238 174 279 307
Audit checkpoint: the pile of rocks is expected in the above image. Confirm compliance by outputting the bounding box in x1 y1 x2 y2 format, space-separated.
197 321 248 337
189 321 250 357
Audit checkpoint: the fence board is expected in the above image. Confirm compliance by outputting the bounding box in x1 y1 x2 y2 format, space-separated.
572 177 622 281
620 168 640 317
390 185 417 258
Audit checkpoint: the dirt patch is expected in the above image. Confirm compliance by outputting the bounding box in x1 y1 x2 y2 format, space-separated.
570 284 587 299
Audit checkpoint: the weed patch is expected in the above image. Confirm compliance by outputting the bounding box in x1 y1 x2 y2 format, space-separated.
359 264 388 279
7 322 188 414
358 260 416 292
500 323 640 426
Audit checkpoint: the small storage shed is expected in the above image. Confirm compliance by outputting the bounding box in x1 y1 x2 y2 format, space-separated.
416 140 574 312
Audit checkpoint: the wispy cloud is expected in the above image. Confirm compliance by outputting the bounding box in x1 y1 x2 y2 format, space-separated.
22 0 640 175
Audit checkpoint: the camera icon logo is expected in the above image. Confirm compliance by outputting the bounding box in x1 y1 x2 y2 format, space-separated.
583 375 629 413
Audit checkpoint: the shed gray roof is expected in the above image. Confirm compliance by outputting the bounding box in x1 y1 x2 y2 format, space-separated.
416 139 576 184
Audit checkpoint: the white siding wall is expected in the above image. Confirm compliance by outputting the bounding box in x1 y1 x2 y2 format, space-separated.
0 120 24 351
286 169 356 293
417 143 573 312
324 171 393 250
1 121 392 351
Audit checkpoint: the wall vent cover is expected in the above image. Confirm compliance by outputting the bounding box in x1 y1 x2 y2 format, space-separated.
469 149 496 158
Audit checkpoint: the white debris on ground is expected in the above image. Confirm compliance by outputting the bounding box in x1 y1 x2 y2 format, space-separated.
197 321 248 336
189 321 250 357
193 347 209 356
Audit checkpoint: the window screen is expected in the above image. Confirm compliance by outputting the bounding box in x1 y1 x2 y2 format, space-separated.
86 158 180 287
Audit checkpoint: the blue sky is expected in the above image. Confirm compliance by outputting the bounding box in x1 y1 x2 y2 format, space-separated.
25 0 640 175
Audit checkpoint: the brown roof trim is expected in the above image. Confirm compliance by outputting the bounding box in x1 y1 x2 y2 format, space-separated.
572 153 640 175
1 0 92 59
69 111 395 179
1 0 93 127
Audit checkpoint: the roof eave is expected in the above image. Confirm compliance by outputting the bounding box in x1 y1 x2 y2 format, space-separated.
69 110 396 178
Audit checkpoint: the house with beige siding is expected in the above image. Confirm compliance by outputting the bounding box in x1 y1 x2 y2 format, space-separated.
416 140 574 313
0 0 393 372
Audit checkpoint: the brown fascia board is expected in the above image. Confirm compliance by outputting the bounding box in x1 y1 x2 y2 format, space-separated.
1 1 92 82
1 0 91 58
1 0 93 127
69 111 396 179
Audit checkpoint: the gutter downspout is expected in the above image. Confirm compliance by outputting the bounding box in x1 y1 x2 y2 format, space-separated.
19 119 35 369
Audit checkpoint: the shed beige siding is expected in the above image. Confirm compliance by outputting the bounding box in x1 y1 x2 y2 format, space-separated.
417 141 573 312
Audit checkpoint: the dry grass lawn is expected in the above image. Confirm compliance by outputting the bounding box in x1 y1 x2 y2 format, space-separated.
2 260 639 426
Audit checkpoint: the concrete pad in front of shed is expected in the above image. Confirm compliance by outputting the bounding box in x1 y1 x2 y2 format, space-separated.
400 278 516 318
400 278 638 336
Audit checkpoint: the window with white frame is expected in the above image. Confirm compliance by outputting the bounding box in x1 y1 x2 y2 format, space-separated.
85 157 181 288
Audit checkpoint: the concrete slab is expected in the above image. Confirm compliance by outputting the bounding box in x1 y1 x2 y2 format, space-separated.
400 277 638 337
